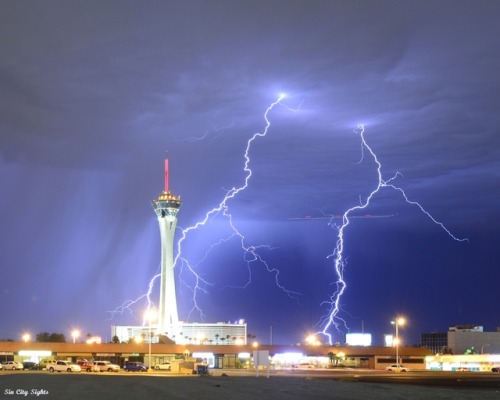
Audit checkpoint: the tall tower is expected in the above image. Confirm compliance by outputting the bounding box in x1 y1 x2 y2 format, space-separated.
151 158 181 337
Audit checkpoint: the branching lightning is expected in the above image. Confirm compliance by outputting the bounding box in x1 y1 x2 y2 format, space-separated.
174 94 301 319
320 124 468 344
109 94 300 323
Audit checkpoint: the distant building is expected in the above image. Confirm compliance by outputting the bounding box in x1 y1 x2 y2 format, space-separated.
421 332 448 354
448 325 500 355
448 324 483 332
112 321 247 345
422 324 500 355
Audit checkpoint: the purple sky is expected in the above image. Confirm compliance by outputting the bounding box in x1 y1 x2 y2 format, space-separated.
1 1 499 346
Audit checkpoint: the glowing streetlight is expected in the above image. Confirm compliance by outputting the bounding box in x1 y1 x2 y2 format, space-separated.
391 317 405 366
305 334 321 346
135 336 143 344
22 333 30 343
144 309 157 371
71 330 80 344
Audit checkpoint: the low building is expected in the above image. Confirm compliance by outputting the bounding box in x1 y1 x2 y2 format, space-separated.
426 354 500 372
421 325 500 355
112 321 247 345
0 341 432 370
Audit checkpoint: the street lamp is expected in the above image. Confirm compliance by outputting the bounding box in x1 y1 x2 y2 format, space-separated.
144 309 157 371
391 317 405 366
22 333 30 343
71 330 80 344
135 336 143 344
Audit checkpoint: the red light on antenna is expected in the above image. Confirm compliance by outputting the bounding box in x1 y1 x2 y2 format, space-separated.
165 158 169 192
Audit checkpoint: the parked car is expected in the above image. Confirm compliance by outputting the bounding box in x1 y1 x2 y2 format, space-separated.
22 361 41 370
155 362 171 370
39 359 57 370
48 360 81 373
124 361 148 372
492 366 500 372
292 363 314 369
385 364 409 372
92 361 120 372
2 361 24 370
77 360 99 372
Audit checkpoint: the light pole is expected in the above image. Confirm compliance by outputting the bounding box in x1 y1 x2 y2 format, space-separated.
391 317 405 366
22 333 30 343
144 309 157 371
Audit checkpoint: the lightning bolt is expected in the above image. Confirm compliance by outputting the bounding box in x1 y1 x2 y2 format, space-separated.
181 121 236 143
320 124 468 344
107 268 160 324
174 93 301 319
109 94 300 324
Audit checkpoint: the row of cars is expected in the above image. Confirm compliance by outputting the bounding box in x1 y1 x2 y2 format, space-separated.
77 360 172 372
0 359 172 373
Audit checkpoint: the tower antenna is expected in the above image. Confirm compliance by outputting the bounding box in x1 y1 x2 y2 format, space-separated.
164 158 169 193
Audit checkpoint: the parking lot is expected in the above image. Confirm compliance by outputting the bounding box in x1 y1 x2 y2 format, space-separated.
2 368 500 400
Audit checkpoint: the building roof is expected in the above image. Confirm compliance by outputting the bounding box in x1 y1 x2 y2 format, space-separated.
0 341 433 358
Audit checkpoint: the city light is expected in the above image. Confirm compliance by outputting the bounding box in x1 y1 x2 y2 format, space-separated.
22 333 30 343
305 335 321 346
71 330 80 344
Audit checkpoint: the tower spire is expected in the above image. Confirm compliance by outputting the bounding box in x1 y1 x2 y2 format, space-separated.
164 158 169 193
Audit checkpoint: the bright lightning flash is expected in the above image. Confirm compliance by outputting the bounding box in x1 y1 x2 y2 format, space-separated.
320 124 468 344
174 93 301 319
109 94 298 322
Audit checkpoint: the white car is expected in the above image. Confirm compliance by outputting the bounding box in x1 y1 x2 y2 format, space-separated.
92 361 120 372
2 361 24 370
48 361 81 373
155 362 171 370
385 364 409 372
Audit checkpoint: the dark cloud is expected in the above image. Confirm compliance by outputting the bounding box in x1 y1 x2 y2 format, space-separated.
1 0 499 344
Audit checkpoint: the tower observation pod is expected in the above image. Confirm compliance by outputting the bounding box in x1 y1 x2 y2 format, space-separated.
151 158 181 338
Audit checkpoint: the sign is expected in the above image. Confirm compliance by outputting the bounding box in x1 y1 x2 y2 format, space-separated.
253 350 270 378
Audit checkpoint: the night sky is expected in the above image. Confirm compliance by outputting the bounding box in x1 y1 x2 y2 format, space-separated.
1 1 499 347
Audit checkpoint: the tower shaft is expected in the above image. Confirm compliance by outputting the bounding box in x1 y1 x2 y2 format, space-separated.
152 159 181 337
157 209 179 332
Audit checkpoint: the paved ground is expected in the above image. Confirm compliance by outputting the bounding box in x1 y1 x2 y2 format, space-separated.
1 372 499 400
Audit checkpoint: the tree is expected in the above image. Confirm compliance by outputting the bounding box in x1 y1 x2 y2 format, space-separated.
327 352 336 367
111 335 120 344
36 332 50 342
36 332 66 343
